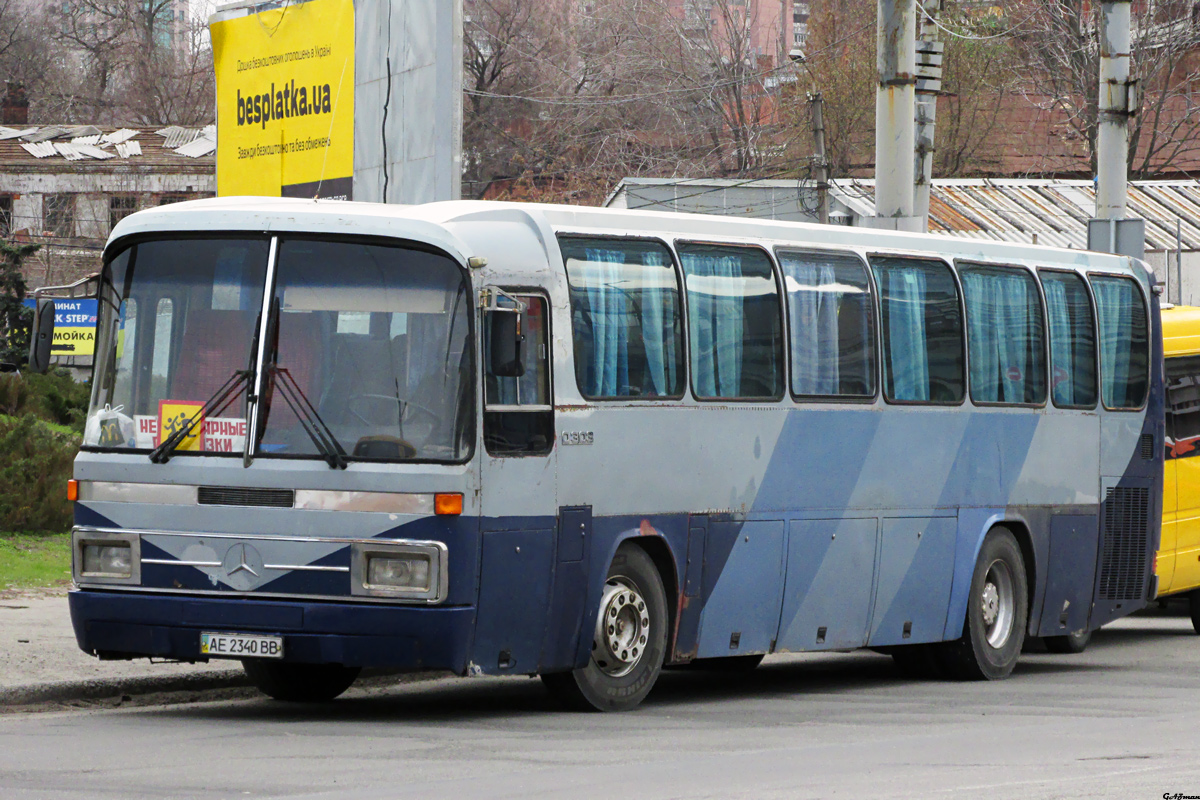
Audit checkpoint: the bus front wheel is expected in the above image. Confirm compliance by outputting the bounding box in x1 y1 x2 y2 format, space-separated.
242 661 361 702
541 544 668 712
939 527 1028 680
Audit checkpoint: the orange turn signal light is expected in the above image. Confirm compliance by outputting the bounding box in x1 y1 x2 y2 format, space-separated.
435 493 463 516
67 479 78 502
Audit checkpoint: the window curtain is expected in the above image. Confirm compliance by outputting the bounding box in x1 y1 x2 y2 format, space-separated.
1093 278 1134 407
1043 278 1075 406
783 255 840 395
682 252 744 397
584 247 629 396
640 250 673 396
884 267 929 401
963 271 1032 403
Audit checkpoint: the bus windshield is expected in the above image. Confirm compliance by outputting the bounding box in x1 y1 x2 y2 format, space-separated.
85 235 474 463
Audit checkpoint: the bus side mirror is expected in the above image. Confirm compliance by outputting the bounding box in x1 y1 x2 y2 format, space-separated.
488 309 525 378
27 298 55 374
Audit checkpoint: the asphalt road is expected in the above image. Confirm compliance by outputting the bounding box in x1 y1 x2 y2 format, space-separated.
4 610 1200 800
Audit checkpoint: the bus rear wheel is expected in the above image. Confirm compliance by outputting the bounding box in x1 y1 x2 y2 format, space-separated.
541 544 667 712
938 527 1028 681
242 661 361 702
1044 628 1091 654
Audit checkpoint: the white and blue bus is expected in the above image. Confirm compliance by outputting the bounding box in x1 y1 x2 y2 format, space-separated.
53 197 1161 710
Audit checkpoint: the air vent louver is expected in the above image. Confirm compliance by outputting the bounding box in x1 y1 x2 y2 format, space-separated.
1097 486 1149 601
198 486 294 508
1140 434 1154 460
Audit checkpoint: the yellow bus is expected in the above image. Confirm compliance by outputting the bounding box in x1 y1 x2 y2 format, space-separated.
1162 305 1200 631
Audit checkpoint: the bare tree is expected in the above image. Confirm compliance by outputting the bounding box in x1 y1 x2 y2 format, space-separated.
1012 0 1200 177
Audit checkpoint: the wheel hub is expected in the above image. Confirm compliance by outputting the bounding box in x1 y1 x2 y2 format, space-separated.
981 560 1015 649
981 583 1000 626
593 579 651 678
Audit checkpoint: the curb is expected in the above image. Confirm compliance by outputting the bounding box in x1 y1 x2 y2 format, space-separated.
0 670 251 708
0 667 450 709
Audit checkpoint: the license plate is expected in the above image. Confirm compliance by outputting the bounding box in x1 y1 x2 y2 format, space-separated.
200 631 284 659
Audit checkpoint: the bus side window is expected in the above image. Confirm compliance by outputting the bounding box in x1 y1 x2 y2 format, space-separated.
778 249 876 399
870 256 964 404
1039 270 1097 408
677 243 784 400
1090 274 1149 410
484 293 553 456
560 237 685 400
1167 357 1200 457
959 263 1046 406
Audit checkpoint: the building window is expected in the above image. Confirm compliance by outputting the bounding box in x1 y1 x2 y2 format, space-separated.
109 195 138 231
0 195 12 236
43 193 75 238
158 193 189 206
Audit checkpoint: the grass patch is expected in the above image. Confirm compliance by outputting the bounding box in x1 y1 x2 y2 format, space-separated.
0 533 72 591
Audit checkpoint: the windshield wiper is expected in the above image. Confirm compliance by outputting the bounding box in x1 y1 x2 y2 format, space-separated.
149 370 251 464
270 366 348 469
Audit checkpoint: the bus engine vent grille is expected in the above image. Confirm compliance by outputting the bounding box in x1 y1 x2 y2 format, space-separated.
197 486 295 508
1140 434 1154 460
1098 486 1149 601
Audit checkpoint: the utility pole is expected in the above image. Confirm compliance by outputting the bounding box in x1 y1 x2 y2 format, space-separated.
810 92 829 224
913 0 943 230
873 0 920 232
1088 0 1144 259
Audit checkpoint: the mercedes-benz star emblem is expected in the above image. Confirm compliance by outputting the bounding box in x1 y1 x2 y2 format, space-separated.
221 543 265 591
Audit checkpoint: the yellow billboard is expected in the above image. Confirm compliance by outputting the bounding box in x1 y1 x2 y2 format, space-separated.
211 0 355 199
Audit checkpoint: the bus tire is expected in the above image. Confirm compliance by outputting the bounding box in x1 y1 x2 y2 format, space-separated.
1044 628 1092 654
1189 591 1200 635
541 544 667 712
938 527 1028 681
242 660 360 702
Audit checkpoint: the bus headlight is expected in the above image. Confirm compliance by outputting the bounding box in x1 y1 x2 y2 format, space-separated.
83 543 132 577
351 540 447 603
72 528 141 585
368 555 431 591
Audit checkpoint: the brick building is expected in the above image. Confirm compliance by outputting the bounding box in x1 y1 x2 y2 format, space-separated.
0 122 215 289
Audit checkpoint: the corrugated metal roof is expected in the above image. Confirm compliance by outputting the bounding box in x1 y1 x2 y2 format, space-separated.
175 137 215 158
0 124 212 170
103 129 139 145
20 142 54 158
832 179 1200 251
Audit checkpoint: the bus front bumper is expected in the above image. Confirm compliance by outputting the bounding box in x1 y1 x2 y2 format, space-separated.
68 590 475 673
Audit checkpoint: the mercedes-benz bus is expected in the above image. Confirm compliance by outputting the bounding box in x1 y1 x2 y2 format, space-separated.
49 197 1162 710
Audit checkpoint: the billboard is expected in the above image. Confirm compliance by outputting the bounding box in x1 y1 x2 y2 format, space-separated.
21 297 98 357
211 0 355 199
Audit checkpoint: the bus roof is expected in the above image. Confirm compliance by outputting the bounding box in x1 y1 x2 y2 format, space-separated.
1163 305 1200 357
107 196 1144 278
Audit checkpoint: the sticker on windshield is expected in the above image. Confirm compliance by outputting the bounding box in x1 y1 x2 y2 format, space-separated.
138 413 247 452
157 400 205 451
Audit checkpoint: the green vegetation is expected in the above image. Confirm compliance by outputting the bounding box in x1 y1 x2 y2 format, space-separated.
0 369 88 534
0 533 72 591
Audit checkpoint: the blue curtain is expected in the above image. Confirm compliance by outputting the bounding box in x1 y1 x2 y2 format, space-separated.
584 247 629 396
783 255 840 395
1043 278 1074 406
682 252 744 397
963 271 1033 403
641 250 671 396
885 267 929 401
1093 277 1134 407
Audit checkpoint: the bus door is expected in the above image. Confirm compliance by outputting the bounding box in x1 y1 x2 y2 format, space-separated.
474 291 558 675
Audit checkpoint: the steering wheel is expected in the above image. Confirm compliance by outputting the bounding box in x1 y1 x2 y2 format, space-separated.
347 394 440 432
